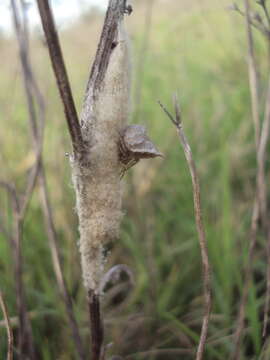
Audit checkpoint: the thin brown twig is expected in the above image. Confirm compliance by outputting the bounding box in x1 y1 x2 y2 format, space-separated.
0 290 14 360
36 0 84 156
244 0 261 150
232 4 270 37
258 0 270 27
231 1 265 357
260 75 270 336
159 98 212 360
38 170 86 359
0 178 36 359
231 200 259 360
11 1 86 358
0 210 10 239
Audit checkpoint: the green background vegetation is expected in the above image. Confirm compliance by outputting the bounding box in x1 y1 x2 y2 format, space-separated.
1 0 270 358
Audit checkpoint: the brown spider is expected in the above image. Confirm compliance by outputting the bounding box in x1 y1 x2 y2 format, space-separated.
118 125 163 178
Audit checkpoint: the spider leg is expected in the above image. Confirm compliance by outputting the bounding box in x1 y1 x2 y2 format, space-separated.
120 158 139 179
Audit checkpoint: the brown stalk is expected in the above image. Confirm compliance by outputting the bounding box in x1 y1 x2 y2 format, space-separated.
231 200 260 360
85 0 128 94
244 0 261 150
36 0 84 157
0 180 36 359
11 0 85 358
261 76 270 336
159 98 212 360
38 170 86 359
88 290 104 360
260 0 270 27
0 290 14 360
232 1 270 357
233 5 269 37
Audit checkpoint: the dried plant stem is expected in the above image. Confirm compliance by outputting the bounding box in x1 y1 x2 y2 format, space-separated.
233 6 269 37
263 226 270 337
88 290 104 360
232 200 259 360
36 0 84 156
11 1 85 357
260 75 270 336
38 170 86 359
244 0 261 150
159 99 212 360
232 1 270 356
260 0 270 27
0 290 14 360
7 184 36 359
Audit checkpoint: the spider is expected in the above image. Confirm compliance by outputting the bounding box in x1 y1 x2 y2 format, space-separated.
118 125 163 178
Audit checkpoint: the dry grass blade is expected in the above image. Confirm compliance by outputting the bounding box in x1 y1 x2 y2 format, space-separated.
0 290 14 360
159 98 212 360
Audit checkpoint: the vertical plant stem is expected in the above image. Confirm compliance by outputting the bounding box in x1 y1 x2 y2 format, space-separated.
159 99 212 360
12 196 36 359
38 170 86 359
88 290 103 360
36 0 84 156
0 290 14 360
244 0 261 150
0 178 36 359
260 75 270 336
232 1 264 357
11 1 85 357
232 200 259 360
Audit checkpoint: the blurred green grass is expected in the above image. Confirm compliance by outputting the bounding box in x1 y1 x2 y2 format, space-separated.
1 0 270 358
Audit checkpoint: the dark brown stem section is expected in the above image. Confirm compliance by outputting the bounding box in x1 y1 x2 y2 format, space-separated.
84 0 127 97
88 290 103 360
36 0 84 156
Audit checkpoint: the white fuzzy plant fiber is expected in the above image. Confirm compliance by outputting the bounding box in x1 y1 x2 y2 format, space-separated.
71 19 131 293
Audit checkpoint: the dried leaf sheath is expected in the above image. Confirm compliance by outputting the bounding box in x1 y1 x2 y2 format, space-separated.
71 6 131 292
